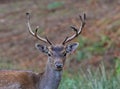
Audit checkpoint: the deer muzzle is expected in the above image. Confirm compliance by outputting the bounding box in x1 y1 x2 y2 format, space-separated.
55 61 63 70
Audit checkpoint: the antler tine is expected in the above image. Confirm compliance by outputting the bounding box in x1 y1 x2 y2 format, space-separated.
62 13 86 45
45 36 52 45
26 12 52 45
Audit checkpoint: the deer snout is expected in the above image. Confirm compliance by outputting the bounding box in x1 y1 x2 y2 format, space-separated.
55 61 63 69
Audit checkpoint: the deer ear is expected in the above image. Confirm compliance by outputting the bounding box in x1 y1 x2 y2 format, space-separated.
65 42 79 53
35 43 49 54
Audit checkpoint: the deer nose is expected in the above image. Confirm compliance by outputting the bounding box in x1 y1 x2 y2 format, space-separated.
55 62 63 69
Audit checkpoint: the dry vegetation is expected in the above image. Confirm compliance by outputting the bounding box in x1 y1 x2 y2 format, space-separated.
0 0 120 89
0 0 120 72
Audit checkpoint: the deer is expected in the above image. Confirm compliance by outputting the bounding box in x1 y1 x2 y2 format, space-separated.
0 13 86 89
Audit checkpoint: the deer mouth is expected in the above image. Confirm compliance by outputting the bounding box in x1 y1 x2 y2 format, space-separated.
56 67 63 71
55 66 63 71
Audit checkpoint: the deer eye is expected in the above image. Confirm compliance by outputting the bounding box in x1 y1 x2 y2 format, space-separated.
48 52 52 56
63 52 67 56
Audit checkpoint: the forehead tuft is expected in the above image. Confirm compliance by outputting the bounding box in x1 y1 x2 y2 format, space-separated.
51 45 64 52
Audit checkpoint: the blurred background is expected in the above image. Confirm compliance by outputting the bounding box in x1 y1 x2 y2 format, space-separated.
0 0 120 88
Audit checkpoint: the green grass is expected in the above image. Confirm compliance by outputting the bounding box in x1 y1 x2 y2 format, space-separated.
47 1 64 11
115 57 120 74
74 35 111 61
59 65 120 89
0 57 21 70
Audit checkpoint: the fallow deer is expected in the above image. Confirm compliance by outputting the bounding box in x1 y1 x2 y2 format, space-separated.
0 13 86 89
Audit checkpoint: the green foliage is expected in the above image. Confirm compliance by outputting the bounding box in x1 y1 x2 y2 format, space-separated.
0 57 20 70
59 65 120 89
86 35 110 54
74 36 89 61
75 50 87 61
115 57 120 74
47 1 64 10
59 72 81 89
75 35 111 61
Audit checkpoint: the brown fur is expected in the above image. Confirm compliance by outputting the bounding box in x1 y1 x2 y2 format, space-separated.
0 70 40 89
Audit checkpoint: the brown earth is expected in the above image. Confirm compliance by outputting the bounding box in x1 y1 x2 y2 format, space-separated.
0 0 120 71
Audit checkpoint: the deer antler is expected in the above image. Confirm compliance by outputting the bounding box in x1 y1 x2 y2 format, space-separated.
26 12 52 45
62 13 86 45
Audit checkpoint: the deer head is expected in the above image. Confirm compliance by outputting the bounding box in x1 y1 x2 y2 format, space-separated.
26 13 86 71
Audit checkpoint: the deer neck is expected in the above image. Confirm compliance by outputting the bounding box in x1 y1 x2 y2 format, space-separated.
37 60 62 89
